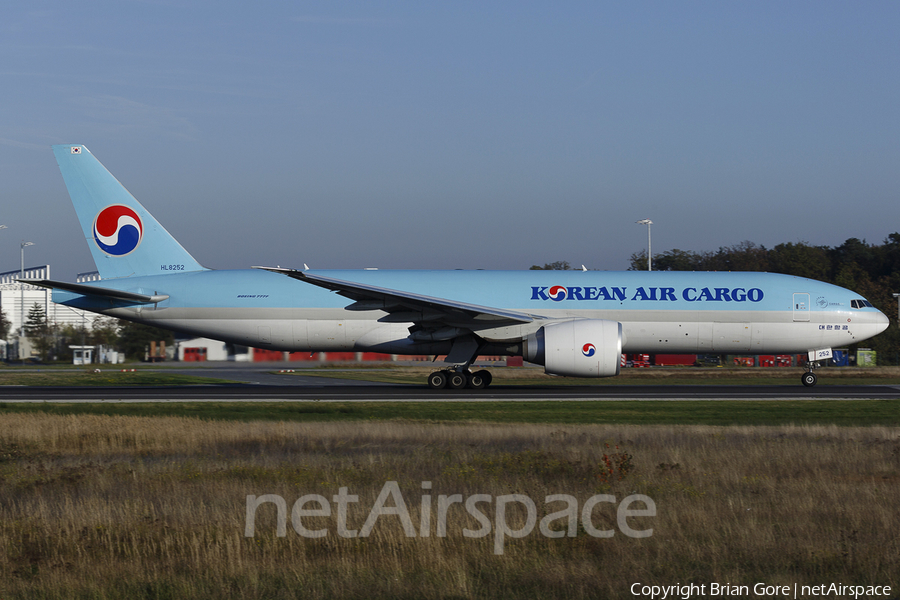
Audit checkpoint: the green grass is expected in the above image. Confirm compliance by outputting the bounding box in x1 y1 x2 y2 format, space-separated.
1 399 898 426
0 371 235 386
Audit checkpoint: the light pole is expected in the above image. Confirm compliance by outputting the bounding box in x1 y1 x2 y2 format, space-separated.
636 219 652 271
20 241 33 359
894 293 899 326
0 227 5 359
894 294 899 366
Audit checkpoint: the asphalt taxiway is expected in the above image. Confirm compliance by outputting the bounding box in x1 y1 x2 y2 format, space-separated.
2 363 899 402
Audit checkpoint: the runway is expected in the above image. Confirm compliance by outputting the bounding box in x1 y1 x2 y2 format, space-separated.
2 363 899 402
2 377 899 402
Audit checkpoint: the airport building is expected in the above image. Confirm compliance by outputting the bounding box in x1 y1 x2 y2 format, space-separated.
0 266 97 360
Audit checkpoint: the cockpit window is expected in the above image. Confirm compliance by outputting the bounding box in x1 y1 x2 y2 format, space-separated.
851 299 874 309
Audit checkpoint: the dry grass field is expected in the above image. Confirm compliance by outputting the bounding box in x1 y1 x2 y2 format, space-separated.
0 414 897 599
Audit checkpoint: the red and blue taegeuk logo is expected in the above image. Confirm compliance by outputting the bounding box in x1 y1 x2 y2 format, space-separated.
548 285 568 301
93 205 143 256
582 343 596 357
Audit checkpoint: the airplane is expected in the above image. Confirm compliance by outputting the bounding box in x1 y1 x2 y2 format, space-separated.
28 144 890 389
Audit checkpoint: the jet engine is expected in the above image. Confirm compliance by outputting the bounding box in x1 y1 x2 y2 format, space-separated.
523 319 622 377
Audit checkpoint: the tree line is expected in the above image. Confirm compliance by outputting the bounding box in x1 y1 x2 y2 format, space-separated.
3 304 173 363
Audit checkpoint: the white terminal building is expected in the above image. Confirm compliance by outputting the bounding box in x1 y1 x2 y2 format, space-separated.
0 265 98 360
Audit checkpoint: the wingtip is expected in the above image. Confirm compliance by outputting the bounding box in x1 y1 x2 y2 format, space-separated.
252 265 307 278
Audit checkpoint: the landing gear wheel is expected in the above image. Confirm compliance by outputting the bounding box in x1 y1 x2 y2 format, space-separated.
427 371 447 389
473 369 492 388
447 371 467 389
801 372 817 387
466 370 486 389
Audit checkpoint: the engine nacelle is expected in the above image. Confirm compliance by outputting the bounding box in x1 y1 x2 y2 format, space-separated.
524 319 622 377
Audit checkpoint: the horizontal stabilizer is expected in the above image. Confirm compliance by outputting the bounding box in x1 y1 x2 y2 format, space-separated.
24 279 169 304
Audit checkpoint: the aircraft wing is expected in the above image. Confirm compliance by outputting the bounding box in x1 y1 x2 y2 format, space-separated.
253 267 537 327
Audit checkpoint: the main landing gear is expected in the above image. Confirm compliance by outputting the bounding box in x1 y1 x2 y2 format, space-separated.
427 369 493 390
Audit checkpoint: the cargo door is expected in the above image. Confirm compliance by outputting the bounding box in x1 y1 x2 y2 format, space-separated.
712 322 752 352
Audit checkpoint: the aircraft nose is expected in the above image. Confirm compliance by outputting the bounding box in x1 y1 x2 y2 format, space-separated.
875 309 890 334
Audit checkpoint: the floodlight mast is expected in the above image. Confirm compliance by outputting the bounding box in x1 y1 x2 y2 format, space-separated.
20 241 34 358
636 219 652 271
894 293 899 329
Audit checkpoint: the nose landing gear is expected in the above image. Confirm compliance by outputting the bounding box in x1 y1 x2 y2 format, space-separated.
801 360 821 387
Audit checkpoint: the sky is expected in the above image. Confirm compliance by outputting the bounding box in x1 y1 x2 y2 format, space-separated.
1 1 898 278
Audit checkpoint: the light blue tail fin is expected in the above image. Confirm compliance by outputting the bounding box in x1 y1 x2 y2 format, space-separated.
52 144 206 279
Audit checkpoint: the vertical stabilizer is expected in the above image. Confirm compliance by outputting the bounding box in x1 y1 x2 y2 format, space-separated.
52 144 206 279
